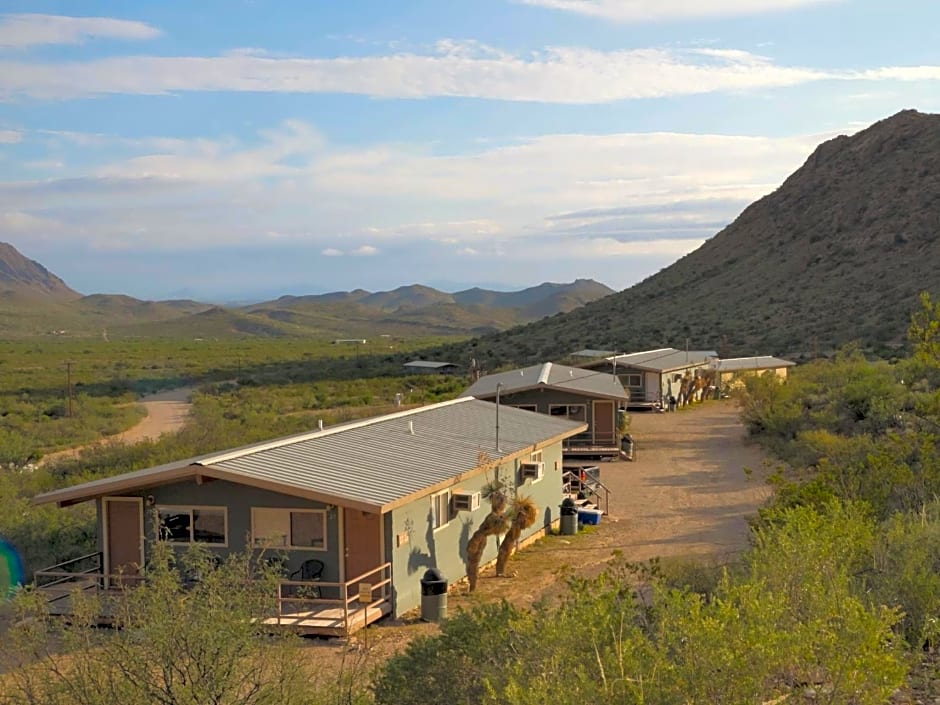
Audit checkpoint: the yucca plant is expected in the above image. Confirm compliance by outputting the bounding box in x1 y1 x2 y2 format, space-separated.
465 473 509 592
495 495 538 577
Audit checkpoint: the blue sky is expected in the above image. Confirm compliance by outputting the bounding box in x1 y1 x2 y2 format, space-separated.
1 1 938 301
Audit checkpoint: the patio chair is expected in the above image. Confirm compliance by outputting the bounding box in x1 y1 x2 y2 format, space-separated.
289 558 324 598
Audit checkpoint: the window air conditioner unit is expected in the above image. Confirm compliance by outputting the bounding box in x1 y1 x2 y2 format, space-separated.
452 491 481 512
520 461 544 480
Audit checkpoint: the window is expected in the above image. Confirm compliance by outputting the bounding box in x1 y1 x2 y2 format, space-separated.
513 404 537 412
530 450 543 463
549 404 586 421
251 508 326 550
431 491 452 530
620 373 642 389
157 506 227 545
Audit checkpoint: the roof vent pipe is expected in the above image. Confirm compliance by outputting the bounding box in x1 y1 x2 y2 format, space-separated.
409 420 415 435
318 419 324 431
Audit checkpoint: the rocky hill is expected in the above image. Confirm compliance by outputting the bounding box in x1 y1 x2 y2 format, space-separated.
443 109 940 366
0 242 79 299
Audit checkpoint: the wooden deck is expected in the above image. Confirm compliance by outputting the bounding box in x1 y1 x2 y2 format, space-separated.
265 602 391 636
34 558 393 638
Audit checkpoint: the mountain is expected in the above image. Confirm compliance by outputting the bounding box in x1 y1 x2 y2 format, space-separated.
0 242 80 299
0 241 614 339
441 110 940 366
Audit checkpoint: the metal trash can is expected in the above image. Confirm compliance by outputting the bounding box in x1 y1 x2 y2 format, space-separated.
560 497 579 535
420 568 448 622
621 433 635 461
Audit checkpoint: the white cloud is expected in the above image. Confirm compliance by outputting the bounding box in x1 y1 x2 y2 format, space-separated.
0 209 66 233
0 44 848 103
0 122 833 261
0 128 21 143
0 13 160 50
0 37 935 104
514 0 843 22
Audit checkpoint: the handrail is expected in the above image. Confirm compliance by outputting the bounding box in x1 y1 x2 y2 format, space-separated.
38 552 102 572
275 562 392 635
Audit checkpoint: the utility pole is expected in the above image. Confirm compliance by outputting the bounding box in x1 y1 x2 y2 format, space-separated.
65 361 74 418
495 382 503 453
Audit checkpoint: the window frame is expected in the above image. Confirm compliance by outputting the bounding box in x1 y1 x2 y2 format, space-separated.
621 373 642 389
156 505 228 547
548 404 587 421
250 507 328 552
512 404 538 412
431 490 453 531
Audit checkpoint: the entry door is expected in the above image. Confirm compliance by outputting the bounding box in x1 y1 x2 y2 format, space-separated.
104 497 144 586
343 510 382 583
593 400 615 444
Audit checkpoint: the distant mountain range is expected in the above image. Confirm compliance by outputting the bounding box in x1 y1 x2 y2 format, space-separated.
436 109 940 366
0 244 614 338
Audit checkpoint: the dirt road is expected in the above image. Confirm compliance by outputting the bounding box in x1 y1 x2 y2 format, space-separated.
445 400 772 611
39 387 194 466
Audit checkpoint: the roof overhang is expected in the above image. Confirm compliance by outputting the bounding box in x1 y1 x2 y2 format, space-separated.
33 462 385 513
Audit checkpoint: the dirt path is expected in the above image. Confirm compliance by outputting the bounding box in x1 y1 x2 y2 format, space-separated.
423 400 772 614
40 387 195 465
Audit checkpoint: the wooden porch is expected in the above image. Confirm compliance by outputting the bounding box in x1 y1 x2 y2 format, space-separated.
563 431 621 459
34 555 393 637
266 563 392 636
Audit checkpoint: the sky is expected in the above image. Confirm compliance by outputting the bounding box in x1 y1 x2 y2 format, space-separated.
1 1 938 302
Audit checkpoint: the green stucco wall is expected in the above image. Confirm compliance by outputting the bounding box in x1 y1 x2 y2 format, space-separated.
387 441 564 617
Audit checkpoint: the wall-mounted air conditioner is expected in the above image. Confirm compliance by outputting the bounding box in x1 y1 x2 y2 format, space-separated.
520 461 544 480
452 491 481 512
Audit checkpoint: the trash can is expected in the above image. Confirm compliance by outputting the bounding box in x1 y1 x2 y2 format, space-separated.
560 497 578 535
621 433 635 461
420 568 448 622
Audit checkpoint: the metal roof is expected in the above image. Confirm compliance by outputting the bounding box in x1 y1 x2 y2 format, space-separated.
569 349 617 359
33 398 584 512
717 356 796 372
460 362 628 402
604 348 718 373
403 360 457 369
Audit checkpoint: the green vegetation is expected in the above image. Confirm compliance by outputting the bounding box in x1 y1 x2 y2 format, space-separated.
3 542 371 705
376 505 906 705
0 336 459 464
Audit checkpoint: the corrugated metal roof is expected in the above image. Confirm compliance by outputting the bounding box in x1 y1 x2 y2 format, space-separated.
460 362 628 401
569 349 617 358
404 360 457 369
607 348 718 373
717 356 795 372
34 398 584 511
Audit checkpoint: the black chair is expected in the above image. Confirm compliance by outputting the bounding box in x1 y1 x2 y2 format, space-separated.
289 558 324 598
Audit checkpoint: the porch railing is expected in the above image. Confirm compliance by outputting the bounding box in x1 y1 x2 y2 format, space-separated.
275 562 392 635
564 431 619 448
563 466 611 515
